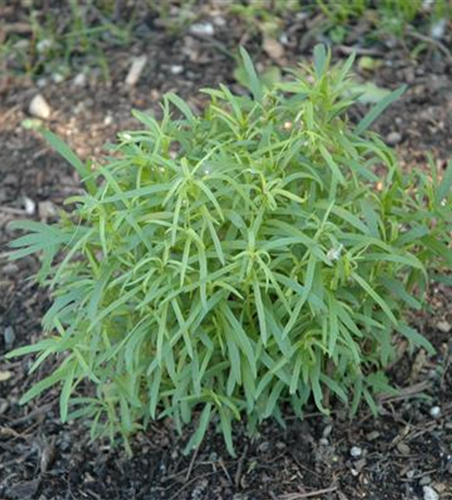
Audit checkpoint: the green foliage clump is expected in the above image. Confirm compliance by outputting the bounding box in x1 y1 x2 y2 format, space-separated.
317 0 452 42
2 1 131 78
8 46 452 455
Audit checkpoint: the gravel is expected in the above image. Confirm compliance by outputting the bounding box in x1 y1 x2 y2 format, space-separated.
436 320 451 333
23 196 36 215
429 406 441 418
3 326 16 349
189 22 215 36
386 131 402 145
125 55 147 86
28 94 51 120
423 485 440 500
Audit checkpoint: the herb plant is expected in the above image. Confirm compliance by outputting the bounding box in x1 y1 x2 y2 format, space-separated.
8 46 452 455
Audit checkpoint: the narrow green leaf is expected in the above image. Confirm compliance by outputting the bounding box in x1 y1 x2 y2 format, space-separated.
380 277 422 310
20 365 68 405
313 44 328 78
42 129 96 194
398 323 435 355
183 403 213 454
355 85 406 135
222 305 256 376
360 199 380 238
253 278 267 345
239 47 263 102
437 160 452 202
327 294 340 354
351 272 397 325
219 408 236 457
60 362 76 422
165 92 196 125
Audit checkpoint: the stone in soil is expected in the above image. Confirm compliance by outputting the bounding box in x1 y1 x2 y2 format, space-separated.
429 406 441 418
73 72 87 87
170 65 184 75
386 131 402 145
3 325 16 349
323 424 333 438
423 485 440 500
189 22 214 36
23 196 36 215
38 200 57 219
263 35 285 59
430 19 447 39
2 264 19 277
125 55 148 86
396 442 411 455
350 446 363 458
28 94 51 120
436 320 451 333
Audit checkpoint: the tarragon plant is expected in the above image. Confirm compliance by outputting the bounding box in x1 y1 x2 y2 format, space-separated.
8 46 452 455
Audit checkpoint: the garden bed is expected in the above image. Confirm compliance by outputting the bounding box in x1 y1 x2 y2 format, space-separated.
1 2 452 499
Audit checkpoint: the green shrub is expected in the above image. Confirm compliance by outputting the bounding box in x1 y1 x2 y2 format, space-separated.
8 46 452 455
317 0 452 41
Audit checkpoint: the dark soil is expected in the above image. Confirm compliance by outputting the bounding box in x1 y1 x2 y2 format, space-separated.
1 3 452 499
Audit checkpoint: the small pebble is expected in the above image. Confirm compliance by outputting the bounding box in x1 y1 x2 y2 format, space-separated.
366 431 380 441
419 475 432 486
386 131 402 145
125 55 147 86
279 33 289 45
430 19 446 39
4 326 16 349
319 437 329 446
170 65 184 75
29 94 51 119
263 35 285 59
323 424 333 438
23 196 36 215
257 441 270 453
423 485 440 500
213 16 226 27
73 72 87 87
430 406 441 418
0 371 12 382
350 446 362 458
436 320 451 333
3 263 19 277
189 22 214 36
0 400 9 415
38 201 57 219
103 115 113 126
397 442 411 455
52 72 65 84
36 38 53 52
